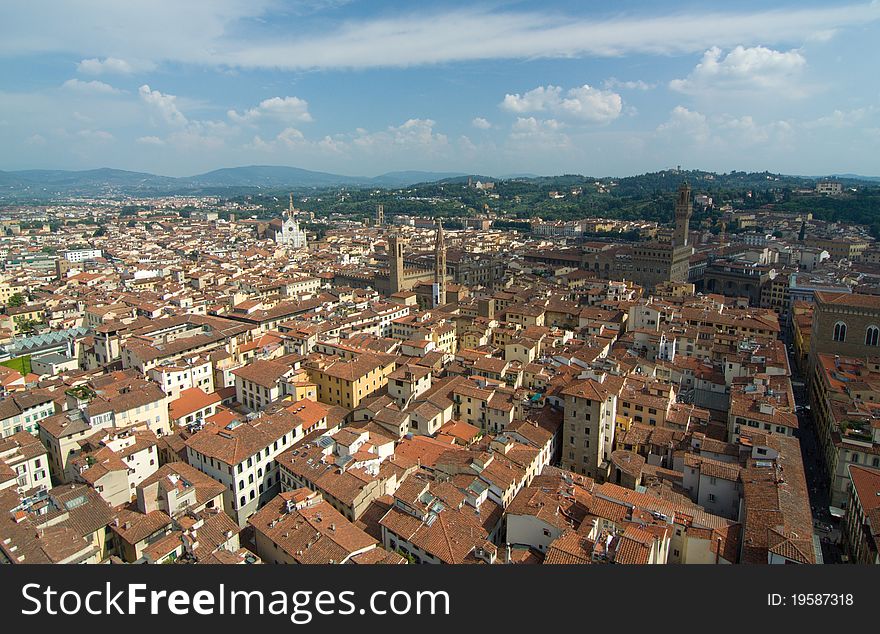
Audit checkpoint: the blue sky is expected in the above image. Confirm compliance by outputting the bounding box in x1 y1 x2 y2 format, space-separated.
1 0 879 177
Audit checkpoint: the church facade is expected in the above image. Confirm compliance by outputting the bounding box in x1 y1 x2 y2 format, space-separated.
272 193 307 249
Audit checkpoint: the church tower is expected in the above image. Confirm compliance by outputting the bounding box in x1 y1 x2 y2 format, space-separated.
388 231 404 294
673 182 692 248
434 219 446 306
288 192 294 216
376 204 385 227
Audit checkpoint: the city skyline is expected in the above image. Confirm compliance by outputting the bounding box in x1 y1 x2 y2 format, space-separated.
2 0 880 177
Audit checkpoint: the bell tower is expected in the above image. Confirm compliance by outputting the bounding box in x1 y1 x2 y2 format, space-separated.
434 219 446 306
388 231 404 294
674 182 692 248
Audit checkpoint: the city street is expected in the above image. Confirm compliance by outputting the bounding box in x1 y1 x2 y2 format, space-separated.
790 374 844 563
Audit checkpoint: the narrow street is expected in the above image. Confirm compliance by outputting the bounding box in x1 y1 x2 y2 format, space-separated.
790 370 844 563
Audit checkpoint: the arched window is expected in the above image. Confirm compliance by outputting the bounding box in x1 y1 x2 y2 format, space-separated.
833 321 847 342
867 326 880 346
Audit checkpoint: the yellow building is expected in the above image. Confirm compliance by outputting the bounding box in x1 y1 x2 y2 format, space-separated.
305 352 396 410
8 306 45 333
805 237 869 262
0 279 26 304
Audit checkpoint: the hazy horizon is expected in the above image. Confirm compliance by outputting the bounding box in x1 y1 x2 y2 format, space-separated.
2 1 880 177
1 164 877 182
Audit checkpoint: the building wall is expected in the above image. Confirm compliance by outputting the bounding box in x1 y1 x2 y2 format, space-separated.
561 392 617 480
843 475 880 564
0 399 55 438
505 514 562 554
3 446 49 493
186 427 301 526
236 377 282 412
113 398 170 436
308 361 394 410
90 469 131 507
151 362 214 399
810 297 880 365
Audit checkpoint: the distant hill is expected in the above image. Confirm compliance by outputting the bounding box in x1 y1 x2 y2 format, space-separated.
827 173 880 183
186 165 359 188
1 165 879 200
499 172 542 179
369 171 468 187
0 167 178 188
0 165 476 199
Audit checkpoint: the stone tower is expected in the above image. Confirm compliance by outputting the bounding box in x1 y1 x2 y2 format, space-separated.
434 219 446 306
388 231 404 294
288 193 294 216
376 204 385 227
674 182 692 248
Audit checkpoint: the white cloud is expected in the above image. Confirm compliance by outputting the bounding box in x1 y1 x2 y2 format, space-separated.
139 84 187 126
656 106 711 144
501 84 622 124
511 117 564 133
804 107 878 129
502 86 559 114
246 118 454 159
656 106 794 149
604 78 655 91
354 118 448 151
458 134 478 152
246 118 450 163
135 85 237 150
669 46 807 95
509 117 571 148
136 135 165 145
76 129 114 142
717 116 793 146
3 3 878 70
228 96 313 125
216 4 880 70
245 129 348 155
76 57 137 75
61 78 121 94
559 85 623 123
246 135 272 151
24 133 46 146
472 117 492 130
166 126 226 151
277 127 306 146
316 135 347 154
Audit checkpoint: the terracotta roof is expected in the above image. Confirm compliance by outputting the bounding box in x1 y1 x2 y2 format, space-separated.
248 495 376 563
169 387 221 420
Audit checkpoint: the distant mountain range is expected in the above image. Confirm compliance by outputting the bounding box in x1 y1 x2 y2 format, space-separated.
0 165 878 200
826 173 880 183
0 165 472 198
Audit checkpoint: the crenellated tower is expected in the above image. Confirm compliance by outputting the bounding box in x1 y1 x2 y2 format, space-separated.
434 219 446 306
388 230 404 294
674 182 692 248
